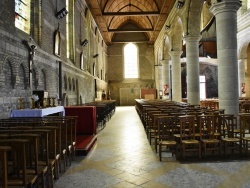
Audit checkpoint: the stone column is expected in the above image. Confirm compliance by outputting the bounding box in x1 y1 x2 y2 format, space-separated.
161 59 170 99
238 59 246 97
245 57 250 98
183 35 202 106
169 51 182 102
210 1 241 114
155 64 162 99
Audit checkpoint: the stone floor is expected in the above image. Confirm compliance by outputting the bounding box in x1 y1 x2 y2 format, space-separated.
54 106 250 188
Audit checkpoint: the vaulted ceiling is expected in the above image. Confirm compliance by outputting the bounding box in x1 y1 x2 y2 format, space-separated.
85 0 176 45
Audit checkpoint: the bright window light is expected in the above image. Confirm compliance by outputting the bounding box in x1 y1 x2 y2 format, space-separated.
15 0 30 34
124 43 138 78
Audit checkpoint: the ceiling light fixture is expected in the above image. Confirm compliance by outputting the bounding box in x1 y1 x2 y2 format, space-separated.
81 39 88 46
56 7 68 19
176 1 185 9
165 25 171 30
93 54 99 58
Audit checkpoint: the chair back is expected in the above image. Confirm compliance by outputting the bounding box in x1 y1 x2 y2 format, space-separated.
157 116 177 141
179 115 197 141
239 113 250 137
198 115 216 139
218 114 237 138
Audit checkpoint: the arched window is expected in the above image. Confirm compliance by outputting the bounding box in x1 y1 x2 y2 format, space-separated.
15 0 30 34
66 0 75 61
124 43 138 78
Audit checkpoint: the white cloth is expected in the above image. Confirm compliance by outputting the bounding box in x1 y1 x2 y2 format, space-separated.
10 106 65 117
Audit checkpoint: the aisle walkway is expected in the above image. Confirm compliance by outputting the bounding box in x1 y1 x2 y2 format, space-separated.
55 106 250 188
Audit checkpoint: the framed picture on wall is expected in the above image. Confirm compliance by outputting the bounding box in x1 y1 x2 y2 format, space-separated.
80 52 84 70
54 29 61 57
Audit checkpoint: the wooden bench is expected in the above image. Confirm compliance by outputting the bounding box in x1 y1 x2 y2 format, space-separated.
64 106 97 156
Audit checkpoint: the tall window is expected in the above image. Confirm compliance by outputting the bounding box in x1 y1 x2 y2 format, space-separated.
15 0 30 34
124 43 138 78
66 0 69 58
66 0 75 61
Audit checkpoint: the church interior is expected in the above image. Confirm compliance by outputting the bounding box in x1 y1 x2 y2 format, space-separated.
1 0 250 187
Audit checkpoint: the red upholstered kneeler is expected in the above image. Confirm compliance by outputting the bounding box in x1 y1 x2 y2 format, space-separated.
65 106 97 156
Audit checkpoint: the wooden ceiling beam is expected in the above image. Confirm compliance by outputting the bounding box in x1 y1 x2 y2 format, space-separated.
102 11 160 16
108 28 153 33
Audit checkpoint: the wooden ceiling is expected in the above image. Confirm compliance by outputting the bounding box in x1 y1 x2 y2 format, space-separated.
85 0 176 45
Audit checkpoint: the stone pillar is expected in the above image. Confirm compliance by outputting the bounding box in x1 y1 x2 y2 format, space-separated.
238 59 246 97
245 57 250 98
169 51 182 102
210 1 241 114
183 35 202 106
155 65 163 99
161 59 170 99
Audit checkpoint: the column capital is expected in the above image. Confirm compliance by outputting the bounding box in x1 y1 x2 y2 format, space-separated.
183 35 202 42
160 59 169 65
210 1 241 15
169 50 182 57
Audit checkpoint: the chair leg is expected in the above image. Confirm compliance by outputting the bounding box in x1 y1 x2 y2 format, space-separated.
155 138 158 153
182 145 185 159
199 143 201 159
159 144 162 161
246 141 248 157
204 143 206 158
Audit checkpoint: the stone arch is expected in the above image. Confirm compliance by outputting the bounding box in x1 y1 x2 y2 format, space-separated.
62 93 69 106
17 63 27 90
181 0 203 36
39 69 47 90
72 78 75 92
32 65 39 90
66 96 69 106
201 0 214 30
2 57 15 89
79 95 83 105
163 35 171 60
238 35 250 59
68 77 72 91
171 16 184 52
64 74 68 90
157 46 163 65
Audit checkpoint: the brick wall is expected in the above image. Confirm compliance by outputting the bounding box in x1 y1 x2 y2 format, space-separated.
0 0 108 118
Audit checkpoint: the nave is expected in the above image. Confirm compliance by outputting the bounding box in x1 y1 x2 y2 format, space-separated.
55 106 250 188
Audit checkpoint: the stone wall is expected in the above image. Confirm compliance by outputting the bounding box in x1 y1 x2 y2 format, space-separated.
0 0 108 118
108 43 155 105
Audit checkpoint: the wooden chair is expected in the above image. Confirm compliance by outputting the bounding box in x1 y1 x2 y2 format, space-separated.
218 114 241 156
241 102 250 113
179 115 201 159
157 116 177 161
42 118 68 173
143 107 158 129
0 146 12 188
0 139 38 188
146 111 162 144
152 114 170 152
198 115 221 158
239 113 250 156
0 119 59 184
0 130 49 188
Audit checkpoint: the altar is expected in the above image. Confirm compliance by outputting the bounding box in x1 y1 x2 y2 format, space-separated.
10 106 65 117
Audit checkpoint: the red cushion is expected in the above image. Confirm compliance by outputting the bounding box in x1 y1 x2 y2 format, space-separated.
75 135 96 149
65 106 96 135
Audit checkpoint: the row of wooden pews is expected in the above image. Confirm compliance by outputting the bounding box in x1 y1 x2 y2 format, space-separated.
0 116 77 188
84 100 116 131
135 99 250 161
